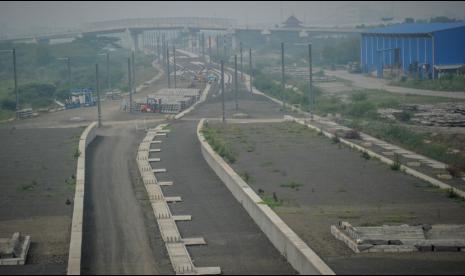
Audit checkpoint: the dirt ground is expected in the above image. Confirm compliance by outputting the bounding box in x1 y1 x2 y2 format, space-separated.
0 127 82 275
209 121 465 275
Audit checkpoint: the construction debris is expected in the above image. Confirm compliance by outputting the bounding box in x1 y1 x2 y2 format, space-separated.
378 103 465 127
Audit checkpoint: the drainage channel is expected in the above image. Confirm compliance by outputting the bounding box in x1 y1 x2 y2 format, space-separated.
137 124 221 275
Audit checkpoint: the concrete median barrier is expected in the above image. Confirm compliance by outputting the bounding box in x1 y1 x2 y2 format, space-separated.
67 122 97 275
197 119 335 275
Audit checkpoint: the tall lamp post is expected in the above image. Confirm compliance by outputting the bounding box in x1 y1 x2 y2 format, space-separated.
1 49 19 116
98 52 110 91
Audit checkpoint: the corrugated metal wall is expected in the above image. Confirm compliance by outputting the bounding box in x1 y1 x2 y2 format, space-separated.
361 34 433 77
435 27 465 66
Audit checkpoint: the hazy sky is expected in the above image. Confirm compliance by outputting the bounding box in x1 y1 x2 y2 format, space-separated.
1 1 465 33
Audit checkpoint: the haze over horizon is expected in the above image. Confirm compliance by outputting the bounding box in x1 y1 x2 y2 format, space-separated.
1 1 465 36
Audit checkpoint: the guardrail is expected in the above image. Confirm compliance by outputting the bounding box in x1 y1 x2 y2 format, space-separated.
197 119 335 275
67 122 98 275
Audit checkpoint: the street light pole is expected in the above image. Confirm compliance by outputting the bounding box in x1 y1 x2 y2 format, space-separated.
234 54 238 111
173 44 176 89
249 48 253 93
128 57 133 113
308 43 314 118
221 60 225 123
281 42 286 110
132 50 136 94
1 49 19 116
240 42 243 81
166 47 171 88
106 52 110 91
13 49 18 115
95 64 102 128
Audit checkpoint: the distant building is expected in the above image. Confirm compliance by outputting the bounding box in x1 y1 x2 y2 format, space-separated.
361 23 465 79
281 15 303 29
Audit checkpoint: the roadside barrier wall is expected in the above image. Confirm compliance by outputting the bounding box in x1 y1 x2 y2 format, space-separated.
67 121 97 275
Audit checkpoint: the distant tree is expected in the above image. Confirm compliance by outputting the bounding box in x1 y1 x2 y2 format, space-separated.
1 98 16 110
430 16 462 23
19 83 56 108
404 18 415 24
34 45 51 66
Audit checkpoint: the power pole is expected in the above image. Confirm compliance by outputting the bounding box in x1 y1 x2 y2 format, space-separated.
95 64 102 128
249 48 253 93
13 49 18 115
128 57 133 113
240 42 243 81
234 54 238 111
173 44 176 89
308 43 314 117
221 60 225 123
166 47 171 88
281 42 286 110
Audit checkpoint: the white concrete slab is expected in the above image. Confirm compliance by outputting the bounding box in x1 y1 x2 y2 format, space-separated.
159 181 174 186
148 158 161 162
183 237 206 246
153 168 167 173
165 196 182 203
173 215 192 221
149 149 161 152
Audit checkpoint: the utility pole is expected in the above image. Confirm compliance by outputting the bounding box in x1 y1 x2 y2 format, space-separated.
249 48 253 93
240 42 243 81
281 42 286 110
173 44 176 89
308 43 314 118
128 57 133 113
221 60 225 123
166 47 171 88
234 54 238 111
95 64 102 128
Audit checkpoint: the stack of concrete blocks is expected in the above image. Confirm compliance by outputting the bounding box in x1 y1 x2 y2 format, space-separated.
0 232 31 265
67 122 98 275
197 119 335 275
332 221 465 253
137 124 221 275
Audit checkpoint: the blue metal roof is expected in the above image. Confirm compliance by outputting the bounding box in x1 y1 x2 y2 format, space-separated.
363 23 465 35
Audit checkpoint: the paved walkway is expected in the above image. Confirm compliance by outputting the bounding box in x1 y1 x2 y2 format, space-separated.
324 70 465 99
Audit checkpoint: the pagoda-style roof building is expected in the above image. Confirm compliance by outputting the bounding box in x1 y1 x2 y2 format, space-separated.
281 15 303 28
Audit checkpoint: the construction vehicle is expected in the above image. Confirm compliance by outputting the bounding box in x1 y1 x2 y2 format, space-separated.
65 89 96 109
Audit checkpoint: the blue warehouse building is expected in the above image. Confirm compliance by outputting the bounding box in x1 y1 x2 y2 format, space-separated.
361 23 465 79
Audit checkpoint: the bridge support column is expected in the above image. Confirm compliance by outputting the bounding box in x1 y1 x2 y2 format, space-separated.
127 29 141 52
231 31 237 50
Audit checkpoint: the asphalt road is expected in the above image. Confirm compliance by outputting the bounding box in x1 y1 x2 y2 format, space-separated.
153 120 296 274
81 125 172 275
